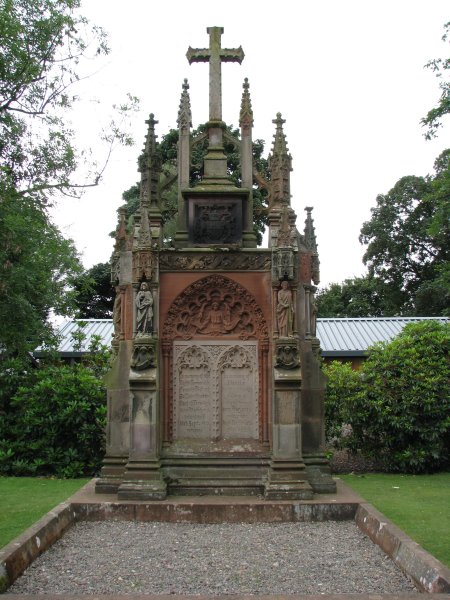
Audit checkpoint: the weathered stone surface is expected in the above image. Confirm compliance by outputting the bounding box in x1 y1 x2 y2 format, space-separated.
356 502 450 593
173 341 258 441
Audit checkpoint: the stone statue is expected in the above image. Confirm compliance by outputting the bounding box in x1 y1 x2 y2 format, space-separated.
277 280 294 337
202 301 225 334
136 282 153 336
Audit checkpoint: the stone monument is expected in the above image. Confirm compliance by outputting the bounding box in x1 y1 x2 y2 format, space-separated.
96 27 336 500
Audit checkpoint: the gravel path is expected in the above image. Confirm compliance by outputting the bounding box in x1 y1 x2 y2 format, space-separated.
10 521 417 595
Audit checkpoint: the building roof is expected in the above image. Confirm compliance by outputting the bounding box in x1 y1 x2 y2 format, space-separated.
36 316 449 358
317 316 449 356
46 319 114 357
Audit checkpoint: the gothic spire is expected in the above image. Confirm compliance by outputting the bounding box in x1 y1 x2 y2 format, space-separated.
144 113 159 162
304 207 320 284
239 77 253 132
268 113 292 206
137 113 162 245
139 113 160 206
304 207 318 252
177 79 192 133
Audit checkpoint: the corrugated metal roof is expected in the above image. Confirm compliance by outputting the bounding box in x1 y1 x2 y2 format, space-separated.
317 317 449 356
38 317 448 357
47 319 114 356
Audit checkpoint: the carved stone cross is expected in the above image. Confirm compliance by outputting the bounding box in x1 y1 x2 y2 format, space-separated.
187 27 244 121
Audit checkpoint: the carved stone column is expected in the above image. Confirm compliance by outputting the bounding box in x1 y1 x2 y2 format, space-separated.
96 244 133 494
95 339 133 494
300 338 336 494
265 339 313 500
118 337 167 500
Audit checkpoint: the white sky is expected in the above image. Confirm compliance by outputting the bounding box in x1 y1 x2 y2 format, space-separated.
52 0 449 289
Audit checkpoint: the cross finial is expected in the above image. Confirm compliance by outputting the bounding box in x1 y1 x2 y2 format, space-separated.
186 27 244 121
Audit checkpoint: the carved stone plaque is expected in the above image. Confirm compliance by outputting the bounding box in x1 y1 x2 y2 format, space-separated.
173 341 258 440
275 390 299 425
176 348 212 438
188 198 242 244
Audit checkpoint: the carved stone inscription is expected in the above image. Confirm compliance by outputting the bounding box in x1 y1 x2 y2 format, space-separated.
178 366 212 437
173 341 258 440
220 346 258 438
174 346 212 438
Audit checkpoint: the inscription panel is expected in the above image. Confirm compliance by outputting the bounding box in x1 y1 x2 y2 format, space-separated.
188 198 242 244
221 367 258 438
275 390 299 425
173 341 258 441
178 367 212 438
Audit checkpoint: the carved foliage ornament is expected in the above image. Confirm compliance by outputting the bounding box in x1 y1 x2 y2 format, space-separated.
162 275 268 341
133 250 155 283
159 252 271 272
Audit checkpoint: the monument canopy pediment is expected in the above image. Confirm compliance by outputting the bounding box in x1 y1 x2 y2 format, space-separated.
162 275 268 341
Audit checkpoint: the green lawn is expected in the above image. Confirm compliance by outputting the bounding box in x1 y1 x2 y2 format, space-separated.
0 477 89 548
341 472 450 567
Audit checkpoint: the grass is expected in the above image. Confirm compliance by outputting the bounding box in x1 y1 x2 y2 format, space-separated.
340 472 450 567
0 477 89 548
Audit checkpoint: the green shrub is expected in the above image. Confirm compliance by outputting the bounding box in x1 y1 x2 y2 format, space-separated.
0 363 107 477
345 321 449 473
0 332 109 478
0 357 35 416
323 360 361 444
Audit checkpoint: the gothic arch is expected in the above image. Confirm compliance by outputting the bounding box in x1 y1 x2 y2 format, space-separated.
161 275 269 342
161 275 269 442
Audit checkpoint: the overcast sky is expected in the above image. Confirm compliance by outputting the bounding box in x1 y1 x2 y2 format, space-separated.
52 0 449 288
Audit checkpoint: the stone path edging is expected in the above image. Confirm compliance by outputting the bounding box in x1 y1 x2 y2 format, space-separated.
355 503 450 593
1 481 449 594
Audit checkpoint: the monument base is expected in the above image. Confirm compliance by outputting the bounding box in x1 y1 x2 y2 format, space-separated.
265 458 314 500
95 456 128 494
304 454 337 494
117 459 167 500
162 440 270 496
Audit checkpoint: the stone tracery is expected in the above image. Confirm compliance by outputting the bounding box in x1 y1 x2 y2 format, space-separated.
162 275 269 342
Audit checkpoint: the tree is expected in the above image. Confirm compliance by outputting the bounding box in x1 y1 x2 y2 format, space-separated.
72 262 114 318
317 151 450 317
359 151 450 316
121 124 270 245
316 276 392 318
0 0 137 355
421 22 450 139
0 194 81 354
